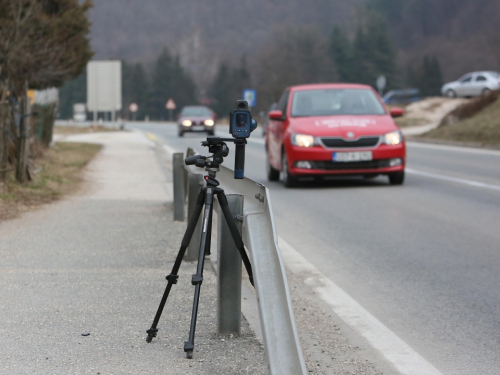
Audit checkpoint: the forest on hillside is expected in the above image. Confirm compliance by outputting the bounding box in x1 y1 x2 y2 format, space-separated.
60 0 500 120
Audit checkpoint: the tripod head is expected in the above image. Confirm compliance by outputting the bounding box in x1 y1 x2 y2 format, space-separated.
185 137 247 174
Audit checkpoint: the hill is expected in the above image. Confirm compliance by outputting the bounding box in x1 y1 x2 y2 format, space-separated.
422 93 500 146
88 0 500 85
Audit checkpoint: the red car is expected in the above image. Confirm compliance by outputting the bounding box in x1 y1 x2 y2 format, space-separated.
265 83 406 187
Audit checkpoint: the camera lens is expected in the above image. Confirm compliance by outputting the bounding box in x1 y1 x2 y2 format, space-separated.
238 102 246 110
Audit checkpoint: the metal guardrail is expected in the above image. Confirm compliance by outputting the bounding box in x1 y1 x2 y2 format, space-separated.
173 148 307 375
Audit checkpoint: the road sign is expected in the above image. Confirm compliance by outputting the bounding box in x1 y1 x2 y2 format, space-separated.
376 75 387 95
242 89 256 107
166 99 176 110
129 103 138 113
87 61 122 112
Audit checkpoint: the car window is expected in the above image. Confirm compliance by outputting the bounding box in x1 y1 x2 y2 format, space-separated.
461 76 472 83
476 76 487 82
291 89 386 117
181 107 212 116
277 90 290 115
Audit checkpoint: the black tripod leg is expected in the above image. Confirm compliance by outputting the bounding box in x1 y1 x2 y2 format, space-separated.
146 189 206 343
204 207 213 256
184 188 214 359
216 190 255 287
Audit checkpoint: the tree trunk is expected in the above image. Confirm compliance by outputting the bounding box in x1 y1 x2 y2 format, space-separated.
16 95 30 183
0 101 10 180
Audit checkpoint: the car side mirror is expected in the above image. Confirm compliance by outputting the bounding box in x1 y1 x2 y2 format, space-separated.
269 110 284 120
390 107 404 118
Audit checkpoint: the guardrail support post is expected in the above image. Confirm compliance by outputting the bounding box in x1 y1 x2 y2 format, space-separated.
217 194 243 335
173 153 185 221
186 173 204 261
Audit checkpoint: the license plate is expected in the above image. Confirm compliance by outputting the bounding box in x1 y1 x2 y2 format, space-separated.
333 151 372 162
192 126 204 131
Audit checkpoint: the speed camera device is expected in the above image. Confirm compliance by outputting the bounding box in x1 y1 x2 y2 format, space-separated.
185 100 257 180
229 100 257 139
147 100 258 359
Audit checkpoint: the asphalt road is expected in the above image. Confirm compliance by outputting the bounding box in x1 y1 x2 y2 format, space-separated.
130 122 500 375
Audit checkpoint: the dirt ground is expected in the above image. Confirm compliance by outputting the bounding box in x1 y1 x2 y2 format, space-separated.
394 97 469 128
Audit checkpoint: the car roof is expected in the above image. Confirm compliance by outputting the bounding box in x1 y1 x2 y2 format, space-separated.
287 83 374 91
462 71 499 76
182 105 210 109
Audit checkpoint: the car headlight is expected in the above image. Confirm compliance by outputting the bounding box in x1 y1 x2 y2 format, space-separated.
182 120 192 126
204 119 214 126
384 131 403 145
291 134 318 147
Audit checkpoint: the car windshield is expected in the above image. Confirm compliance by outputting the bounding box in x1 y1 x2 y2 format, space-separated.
181 107 212 117
291 89 386 117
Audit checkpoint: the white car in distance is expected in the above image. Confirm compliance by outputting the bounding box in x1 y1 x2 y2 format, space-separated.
441 71 500 98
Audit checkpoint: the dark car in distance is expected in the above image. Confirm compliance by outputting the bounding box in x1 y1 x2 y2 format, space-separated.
382 89 421 105
178 106 216 137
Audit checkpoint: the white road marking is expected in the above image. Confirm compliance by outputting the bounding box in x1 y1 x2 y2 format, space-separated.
278 237 443 375
407 142 500 157
406 168 500 192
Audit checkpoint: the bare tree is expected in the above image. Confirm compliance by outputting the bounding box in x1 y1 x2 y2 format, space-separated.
0 0 93 95
0 0 93 182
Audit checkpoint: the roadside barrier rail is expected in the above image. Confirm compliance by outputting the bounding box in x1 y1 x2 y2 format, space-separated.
172 148 307 375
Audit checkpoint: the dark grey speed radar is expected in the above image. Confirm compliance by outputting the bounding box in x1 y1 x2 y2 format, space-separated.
229 100 257 139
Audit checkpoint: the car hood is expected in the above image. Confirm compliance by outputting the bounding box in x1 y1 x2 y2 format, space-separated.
288 115 399 137
442 81 460 89
179 116 213 121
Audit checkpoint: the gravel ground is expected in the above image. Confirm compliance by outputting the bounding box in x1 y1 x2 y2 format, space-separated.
0 132 267 375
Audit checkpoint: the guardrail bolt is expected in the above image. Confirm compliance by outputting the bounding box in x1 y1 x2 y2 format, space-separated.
255 193 264 203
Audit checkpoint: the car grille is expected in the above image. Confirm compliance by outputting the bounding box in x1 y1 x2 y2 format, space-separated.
321 137 379 148
309 159 391 170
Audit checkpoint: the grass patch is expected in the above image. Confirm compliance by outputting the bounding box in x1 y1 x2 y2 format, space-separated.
421 98 500 145
54 125 116 135
0 142 102 221
394 117 428 128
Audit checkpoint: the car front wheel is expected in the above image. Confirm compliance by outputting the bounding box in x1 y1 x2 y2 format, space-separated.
388 172 405 185
446 89 457 98
281 150 297 188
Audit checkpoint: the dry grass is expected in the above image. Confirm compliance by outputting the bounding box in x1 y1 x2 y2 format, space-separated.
0 142 102 221
421 97 500 146
439 90 500 127
54 125 116 135
394 117 428 128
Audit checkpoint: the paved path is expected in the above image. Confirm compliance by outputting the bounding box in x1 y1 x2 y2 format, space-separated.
0 131 266 374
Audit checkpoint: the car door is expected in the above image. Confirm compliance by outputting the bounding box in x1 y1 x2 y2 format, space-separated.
472 74 488 96
456 74 474 96
268 90 290 169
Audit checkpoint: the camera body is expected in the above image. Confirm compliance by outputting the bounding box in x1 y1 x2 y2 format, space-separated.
229 100 257 139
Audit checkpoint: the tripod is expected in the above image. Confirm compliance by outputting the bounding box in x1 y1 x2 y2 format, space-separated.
146 139 254 359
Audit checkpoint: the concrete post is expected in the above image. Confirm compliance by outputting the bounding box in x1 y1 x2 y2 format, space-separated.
217 194 243 335
172 153 185 221
186 173 204 261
